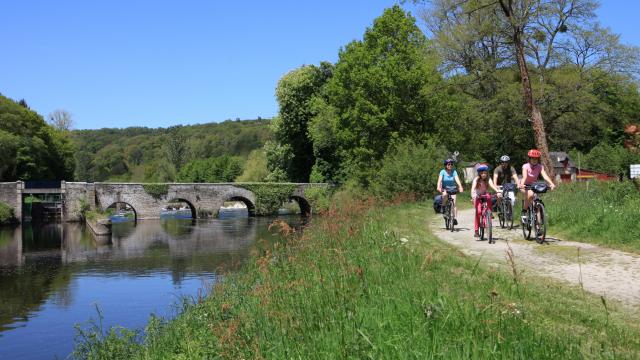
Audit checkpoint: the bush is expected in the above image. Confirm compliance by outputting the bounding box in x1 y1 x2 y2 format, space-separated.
142 184 169 199
0 202 14 224
370 139 447 199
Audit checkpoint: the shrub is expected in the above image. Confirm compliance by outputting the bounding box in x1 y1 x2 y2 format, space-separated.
142 184 169 199
0 202 14 224
370 139 447 199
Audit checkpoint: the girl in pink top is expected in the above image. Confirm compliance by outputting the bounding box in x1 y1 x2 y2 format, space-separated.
471 164 501 238
519 149 555 220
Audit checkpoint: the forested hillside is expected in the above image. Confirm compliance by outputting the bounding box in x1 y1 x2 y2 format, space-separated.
0 94 74 181
71 119 272 182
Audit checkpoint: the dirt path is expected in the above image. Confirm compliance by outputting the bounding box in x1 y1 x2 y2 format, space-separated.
431 208 640 309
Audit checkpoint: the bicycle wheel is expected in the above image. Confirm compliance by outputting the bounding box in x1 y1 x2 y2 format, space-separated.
505 200 514 230
443 202 450 230
522 208 532 240
498 200 505 228
487 210 493 244
449 200 455 232
534 202 547 244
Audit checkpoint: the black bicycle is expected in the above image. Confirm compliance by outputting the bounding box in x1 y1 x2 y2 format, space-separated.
498 182 516 230
442 186 458 232
522 182 548 244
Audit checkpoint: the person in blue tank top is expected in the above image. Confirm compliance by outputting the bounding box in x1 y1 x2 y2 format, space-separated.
437 158 464 225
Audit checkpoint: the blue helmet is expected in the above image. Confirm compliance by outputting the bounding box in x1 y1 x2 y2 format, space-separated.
444 158 454 165
477 164 489 174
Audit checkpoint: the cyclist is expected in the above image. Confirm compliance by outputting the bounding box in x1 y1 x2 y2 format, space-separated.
471 164 501 238
493 155 520 211
519 149 555 222
437 158 464 226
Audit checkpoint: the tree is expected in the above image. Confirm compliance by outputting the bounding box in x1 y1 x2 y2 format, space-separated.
0 95 75 181
323 5 445 184
48 109 74 131
164 131 187 172
272 62 333 182
236 149 269 182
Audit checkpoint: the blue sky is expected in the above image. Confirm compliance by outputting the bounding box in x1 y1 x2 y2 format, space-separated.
1 1 638 130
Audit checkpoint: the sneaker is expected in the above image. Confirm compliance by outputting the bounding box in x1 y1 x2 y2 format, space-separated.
474 231 480 238
520 212 527 223
453 218 458 226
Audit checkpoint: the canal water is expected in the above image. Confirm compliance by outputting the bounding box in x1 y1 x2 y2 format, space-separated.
0 210 303 359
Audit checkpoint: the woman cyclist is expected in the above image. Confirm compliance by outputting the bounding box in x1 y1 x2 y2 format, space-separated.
519 149 555 222
437 159 464 226
493 155 519 211
471 164 501 238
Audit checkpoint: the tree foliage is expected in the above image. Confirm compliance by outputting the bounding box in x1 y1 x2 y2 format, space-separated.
271 63 333 182
71 119 270 182
0 94 75 181
177 156 243 183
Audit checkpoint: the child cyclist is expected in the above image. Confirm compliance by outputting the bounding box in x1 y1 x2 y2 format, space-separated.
471 164 501 238
436 158 464 225
519 149 556 223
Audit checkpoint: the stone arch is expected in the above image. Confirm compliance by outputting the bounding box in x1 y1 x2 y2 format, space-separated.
225 196 256 217
165 197 197 219
105 201 138 222
289 195 311 216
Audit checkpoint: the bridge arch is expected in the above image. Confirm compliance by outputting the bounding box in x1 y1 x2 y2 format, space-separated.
224 196 256 217
289 195 311 216
105 201 138 222
165 198 197 219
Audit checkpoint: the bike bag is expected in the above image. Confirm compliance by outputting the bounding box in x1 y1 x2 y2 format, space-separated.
502 183 516 192
532 183 548 193
445 186 458 195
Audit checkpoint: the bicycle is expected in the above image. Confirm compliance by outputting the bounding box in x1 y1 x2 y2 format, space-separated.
521 182 548 244
498 183 516 230
442 186 458 232
477 194 494 243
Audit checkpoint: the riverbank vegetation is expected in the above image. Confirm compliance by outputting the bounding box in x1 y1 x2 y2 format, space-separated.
546 181 640 252
73 196 640 359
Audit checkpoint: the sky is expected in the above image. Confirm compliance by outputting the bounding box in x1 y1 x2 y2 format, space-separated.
1 1 639 130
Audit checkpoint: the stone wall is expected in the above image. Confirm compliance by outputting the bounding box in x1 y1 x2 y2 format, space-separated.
0 182 17 209
64 182 95 222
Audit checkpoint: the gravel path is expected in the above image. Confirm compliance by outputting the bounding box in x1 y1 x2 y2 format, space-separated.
431 208 640 308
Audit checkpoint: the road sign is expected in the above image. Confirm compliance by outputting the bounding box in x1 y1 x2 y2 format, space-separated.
631 164 640 179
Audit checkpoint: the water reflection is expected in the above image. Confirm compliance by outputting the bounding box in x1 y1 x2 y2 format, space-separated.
0 214 302 360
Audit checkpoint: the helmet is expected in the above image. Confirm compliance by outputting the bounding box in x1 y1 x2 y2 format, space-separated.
444 158 454 165
527 149 541 158
500 155 510 162
477 164 489 174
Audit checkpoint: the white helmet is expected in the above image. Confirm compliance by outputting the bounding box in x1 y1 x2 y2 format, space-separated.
500 155 510 162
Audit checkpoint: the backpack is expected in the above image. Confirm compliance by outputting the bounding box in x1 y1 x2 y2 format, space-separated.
433 195 443 213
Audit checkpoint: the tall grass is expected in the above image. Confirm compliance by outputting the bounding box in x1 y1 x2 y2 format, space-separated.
545 181 640 251
73 195 640 359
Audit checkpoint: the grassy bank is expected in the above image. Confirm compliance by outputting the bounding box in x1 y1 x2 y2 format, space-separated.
545 181 640 252
74 196 640 359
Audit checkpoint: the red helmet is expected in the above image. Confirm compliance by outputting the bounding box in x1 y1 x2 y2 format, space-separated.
527 149 541 158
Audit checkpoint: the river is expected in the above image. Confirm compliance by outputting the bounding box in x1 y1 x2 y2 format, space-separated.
0 210 303 359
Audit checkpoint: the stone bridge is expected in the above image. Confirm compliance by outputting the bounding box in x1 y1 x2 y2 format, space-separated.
0 182 329 222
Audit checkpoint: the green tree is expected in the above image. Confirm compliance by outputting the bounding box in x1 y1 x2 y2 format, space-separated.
324 5 445 185
236 150 269 182
371 139 448 199
0 94 75 180
271 62 333 182
177 156 243 183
